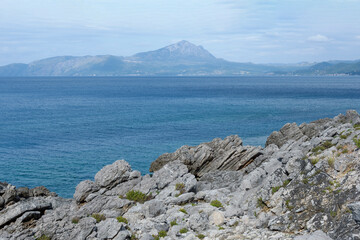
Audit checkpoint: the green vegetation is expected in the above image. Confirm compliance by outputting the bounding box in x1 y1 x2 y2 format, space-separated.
272 186 281 194
330 210 337 218
272 179 291 194
257 197 266 208
170 220 178 226
153 230 167 240
312 141 334 154
91 213 106 223
354 123 360 130
130 234 138 240
327 157 335 168
36 235 51 240
340 132 351 139
124 190 152 203
310 158 320 165
342 148 349 154
197 234 205 239
218 226 225 230
353 136 360 148
179 208 188 214
179 228 188 234
71 217 80 224
210 200 223 208
116 216 128 224
285 200 294 210
175 183 186 195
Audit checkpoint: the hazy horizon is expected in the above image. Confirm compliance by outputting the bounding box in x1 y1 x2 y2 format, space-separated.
1 0 360 66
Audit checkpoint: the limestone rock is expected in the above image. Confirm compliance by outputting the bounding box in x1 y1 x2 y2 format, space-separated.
95 160 131 188
74 180 100 203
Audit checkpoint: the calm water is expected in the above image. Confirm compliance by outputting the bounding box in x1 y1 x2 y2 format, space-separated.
1 76 360 197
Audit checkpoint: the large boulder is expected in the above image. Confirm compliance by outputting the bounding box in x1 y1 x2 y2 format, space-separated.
150 135 262 177
0 198 52 228
95 160 132 189
74 180 100 203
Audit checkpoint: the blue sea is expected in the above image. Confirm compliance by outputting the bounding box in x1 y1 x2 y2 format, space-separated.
1 76 360 198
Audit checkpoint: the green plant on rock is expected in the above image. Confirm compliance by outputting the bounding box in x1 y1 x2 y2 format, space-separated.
256 197 266 209
342 148 349 154
353 136 360 148
197 234 205 239
36 235 51 240
179 208 188 214
124 190 152 203
170 220 178 226
210 200 223 208
91 213 106 223
328 157 335 168
130 234 139 240
312 141 334 154
179 228 188 234
285 200 294 210
71 217 80 224
158 230 167 237
330 210 337 218
175 183 186 195
116 216 128 224
310 158 320 165
218 225 224 230
272 179 291 194
272 186 281 194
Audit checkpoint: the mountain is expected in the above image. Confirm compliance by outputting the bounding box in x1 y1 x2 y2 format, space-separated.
0 40 358 76
0 41 298 76
294 60 360 75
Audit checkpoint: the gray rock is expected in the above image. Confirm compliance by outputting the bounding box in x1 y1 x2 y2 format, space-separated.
266 123 304 147
150 135 262 177
144 200 166 218
294 230 333 240
95 160 131 189
348 202 360 223
97 218 125 239
16 187 30 199
0 198 52 227
74 180 100 203
209 211 225 225
30 186 55 197
18 211 41 222
70 217 97 240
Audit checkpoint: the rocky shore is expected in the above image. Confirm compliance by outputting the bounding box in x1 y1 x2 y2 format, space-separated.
1 110 360 240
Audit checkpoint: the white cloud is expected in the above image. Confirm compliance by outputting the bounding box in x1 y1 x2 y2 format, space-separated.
308 34 330 42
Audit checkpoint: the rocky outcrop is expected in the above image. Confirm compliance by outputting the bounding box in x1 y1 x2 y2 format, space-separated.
150 135 263 177
1 110 360 239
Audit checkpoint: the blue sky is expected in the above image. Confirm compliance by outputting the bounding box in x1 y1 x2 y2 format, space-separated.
0 0 359 65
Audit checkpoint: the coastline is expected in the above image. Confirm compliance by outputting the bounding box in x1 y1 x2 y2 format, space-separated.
1 110 360 239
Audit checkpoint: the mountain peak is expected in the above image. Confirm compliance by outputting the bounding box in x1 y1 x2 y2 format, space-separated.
133 40 216 62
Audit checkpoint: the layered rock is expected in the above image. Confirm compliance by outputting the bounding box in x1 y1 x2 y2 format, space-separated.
150 135 263 177
1 110 360 240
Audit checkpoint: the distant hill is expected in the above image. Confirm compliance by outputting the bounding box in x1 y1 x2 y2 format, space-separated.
294 61 360 75
0 40 358 76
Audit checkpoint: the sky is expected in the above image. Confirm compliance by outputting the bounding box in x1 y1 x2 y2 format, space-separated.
0 0 360 65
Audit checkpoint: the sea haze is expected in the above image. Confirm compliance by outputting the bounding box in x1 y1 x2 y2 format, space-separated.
1 76 360 197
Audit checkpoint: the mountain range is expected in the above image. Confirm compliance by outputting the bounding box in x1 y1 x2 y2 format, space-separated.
0 40 359 76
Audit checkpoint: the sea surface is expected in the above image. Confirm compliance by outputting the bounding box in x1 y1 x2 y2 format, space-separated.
1 76 360 197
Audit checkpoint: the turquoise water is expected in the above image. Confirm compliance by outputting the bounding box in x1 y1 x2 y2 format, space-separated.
1 76 360 197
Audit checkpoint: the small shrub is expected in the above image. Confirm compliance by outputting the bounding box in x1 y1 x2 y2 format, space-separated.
302 178 309 184
91 213 106 223
158 230 167 237
353 137 360 148
210 200 223 208
218 226 224 230
330 210 337 218
125 190 152 203
232 221 239 227
328 157 335 168
197 234 205 239
71 217 80 224
170 220 178 226
342 148 349 154
179 228 188 234
272 186 281 194
36 235 51 240
282 179 291 187
116 216 128 224
310 158 319 165
130 234 138 240
175 183 186 194
336 145 344 150
256 197 266 208
285 200 294 210
179 208 188 214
